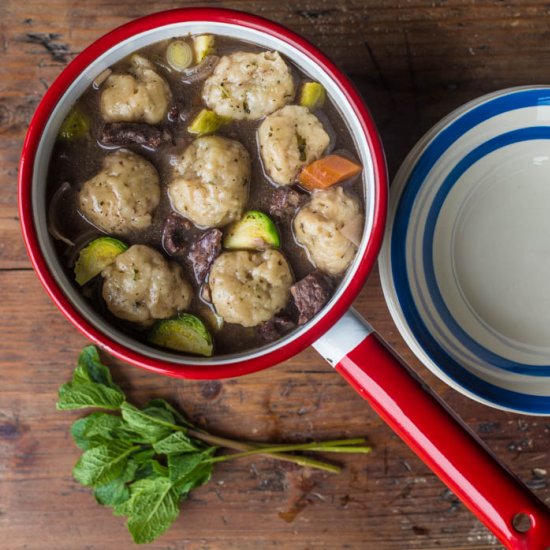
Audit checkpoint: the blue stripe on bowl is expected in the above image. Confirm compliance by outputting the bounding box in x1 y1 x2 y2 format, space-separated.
391 88 550 413
424 127 550 375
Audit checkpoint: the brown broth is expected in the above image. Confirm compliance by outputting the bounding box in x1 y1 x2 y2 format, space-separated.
46 35 363 355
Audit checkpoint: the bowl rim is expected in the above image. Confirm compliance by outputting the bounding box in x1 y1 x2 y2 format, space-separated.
19 7 387 379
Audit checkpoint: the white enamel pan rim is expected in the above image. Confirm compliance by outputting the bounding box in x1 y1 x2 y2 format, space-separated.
26 15 380 373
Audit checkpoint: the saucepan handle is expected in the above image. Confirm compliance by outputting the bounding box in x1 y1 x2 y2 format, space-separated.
313 308 550 549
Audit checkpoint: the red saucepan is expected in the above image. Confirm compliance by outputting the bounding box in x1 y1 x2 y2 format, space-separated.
18 9 550 548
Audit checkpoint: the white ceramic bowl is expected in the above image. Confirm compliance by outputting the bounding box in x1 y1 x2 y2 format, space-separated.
380 86 550 414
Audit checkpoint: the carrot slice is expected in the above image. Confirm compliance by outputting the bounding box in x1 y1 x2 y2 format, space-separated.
298 154 362 190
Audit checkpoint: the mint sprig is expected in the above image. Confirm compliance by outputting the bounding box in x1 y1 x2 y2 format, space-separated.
58 346 372 544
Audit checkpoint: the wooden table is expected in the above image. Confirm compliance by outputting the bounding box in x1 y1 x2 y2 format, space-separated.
2 1 550 548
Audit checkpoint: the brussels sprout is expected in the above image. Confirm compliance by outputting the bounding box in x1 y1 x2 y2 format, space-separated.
223 211 280 251
187 109 230 136
299 82 326 110
193 35 216 63
148 313 214 357
58 108 90 141
74 237 128 285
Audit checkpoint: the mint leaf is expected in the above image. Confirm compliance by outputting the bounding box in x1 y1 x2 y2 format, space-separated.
94 478 130 507
153 432 199 455
120 402 180 443
147 398 194 428
168 447 216 486
132 448 156 465
132 457 168 483
94 459 138 507
57 346 125 410
168 448 215 498
151 460 169 478
57 381 125 411
168 452 205 484
71 412 124 450
124 478 180 544
73 346 123 392
176 462 214 498
84 412 124 439
73 441 136 486
113 493 134 517
71 417 94 450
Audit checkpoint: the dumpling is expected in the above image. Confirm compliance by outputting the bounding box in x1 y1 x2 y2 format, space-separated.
79 150 160 235
202 51 294 120
100 55 171 124
168 136 250 228
101 245 192 326
258 105 330 185
209 250 293 327
294 187 362 275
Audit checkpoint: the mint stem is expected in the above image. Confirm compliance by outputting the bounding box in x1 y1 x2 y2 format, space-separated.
185 428 249 450
252 438 369 449
206 442 371 465
187 430 370 473
187 428 342 473
297 446 372 453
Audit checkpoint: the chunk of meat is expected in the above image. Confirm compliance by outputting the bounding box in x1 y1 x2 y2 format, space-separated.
188 229 223 284
167 104 180 122
203 51 294 120
290 271 333 325
101 55 171 124
258 105 330 185
168 135 250 228
100 123 172 149
269 186 307 221
162 212 193 256
258 315 296 342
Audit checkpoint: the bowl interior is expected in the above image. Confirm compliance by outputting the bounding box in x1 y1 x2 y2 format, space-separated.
380 86 550 414
29 14 379 371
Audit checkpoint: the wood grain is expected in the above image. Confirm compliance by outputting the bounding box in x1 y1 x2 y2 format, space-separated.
4 271 550 550
2 1 550 549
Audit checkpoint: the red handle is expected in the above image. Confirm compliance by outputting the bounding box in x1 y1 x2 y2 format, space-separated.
314 310 550 549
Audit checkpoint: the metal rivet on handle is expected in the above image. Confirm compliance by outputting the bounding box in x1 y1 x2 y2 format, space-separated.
512 512 532 533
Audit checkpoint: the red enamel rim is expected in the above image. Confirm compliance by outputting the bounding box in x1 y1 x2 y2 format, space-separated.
18 8 387 380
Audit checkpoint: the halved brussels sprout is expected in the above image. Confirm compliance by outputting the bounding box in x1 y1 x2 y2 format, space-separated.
299 82 326 110
58 108 90 141
193 35 216 63
223 211 280 251
74 237 128 285
187 109 230 136
148 313 214 357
